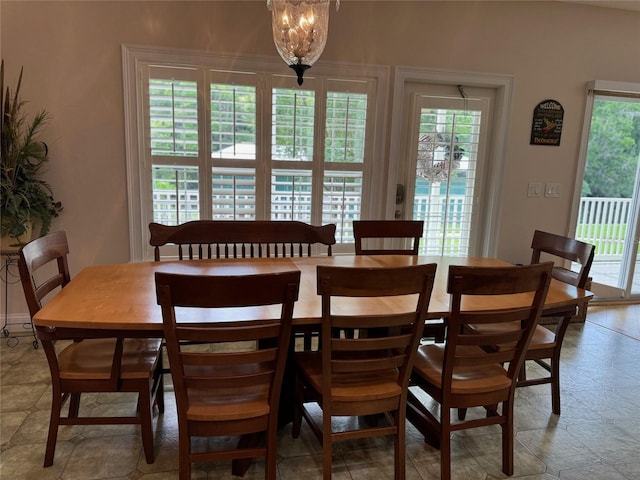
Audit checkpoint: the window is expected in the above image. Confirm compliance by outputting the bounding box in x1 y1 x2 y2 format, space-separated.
123 46 388 260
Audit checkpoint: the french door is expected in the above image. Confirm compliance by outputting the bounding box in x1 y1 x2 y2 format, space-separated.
574 84 640 300
399 83 494 256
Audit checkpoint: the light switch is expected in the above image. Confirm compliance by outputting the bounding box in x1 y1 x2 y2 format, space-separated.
544 183 561 198
527 182 542 197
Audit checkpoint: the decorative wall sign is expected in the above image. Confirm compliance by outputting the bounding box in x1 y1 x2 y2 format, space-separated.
530 99 564 146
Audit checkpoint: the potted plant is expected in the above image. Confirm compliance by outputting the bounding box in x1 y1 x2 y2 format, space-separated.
1 60 62 249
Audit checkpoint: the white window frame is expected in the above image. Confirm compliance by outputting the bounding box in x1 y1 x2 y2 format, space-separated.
122 45 389 261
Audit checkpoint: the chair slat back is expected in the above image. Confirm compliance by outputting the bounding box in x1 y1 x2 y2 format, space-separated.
530 230 595 288
317 263 436 396
18 231 71 318
353 220 424 255
150 220 336 261
444 262 553 384
155 270 300 417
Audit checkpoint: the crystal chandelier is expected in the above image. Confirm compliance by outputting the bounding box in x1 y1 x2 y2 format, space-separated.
267 0 339 85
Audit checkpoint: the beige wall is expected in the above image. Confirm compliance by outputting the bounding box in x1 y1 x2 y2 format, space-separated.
1 1 639 315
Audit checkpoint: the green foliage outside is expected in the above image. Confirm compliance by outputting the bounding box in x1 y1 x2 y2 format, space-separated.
583 99 640 199
575 99 640 256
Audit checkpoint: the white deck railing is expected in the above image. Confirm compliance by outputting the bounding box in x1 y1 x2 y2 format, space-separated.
577 197 631 258
152 189 631 259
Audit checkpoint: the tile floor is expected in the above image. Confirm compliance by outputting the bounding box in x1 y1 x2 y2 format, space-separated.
1 306 640 480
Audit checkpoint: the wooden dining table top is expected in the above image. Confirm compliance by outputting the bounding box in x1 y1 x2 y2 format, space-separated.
33 255 593 332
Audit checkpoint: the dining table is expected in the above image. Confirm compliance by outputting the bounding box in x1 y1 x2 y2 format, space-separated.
33 254 592 474
33 254 592 332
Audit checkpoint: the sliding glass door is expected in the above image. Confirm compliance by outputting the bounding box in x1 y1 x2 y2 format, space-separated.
575 88 640 300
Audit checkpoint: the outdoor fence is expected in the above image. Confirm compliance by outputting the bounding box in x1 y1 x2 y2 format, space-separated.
152 189 632 259
577 197 632 258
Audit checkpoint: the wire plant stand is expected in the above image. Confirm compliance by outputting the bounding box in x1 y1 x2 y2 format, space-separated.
1 250 38 349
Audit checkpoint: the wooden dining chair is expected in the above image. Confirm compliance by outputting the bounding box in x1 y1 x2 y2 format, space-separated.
407 262 553 480
353 219 444 342
466 231 595 415
523 230 595 413
155 269 300 480
18 231 164 467
353 220 423 255
292 263 437 480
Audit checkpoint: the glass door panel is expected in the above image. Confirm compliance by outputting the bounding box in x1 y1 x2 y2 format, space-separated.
403 91 491 257
576 95 640 299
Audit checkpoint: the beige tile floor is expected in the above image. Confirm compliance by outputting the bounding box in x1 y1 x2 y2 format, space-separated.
1 306 640 480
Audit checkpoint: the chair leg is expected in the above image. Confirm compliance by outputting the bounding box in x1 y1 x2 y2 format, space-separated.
518 360 528 382
435 322 446 343
266 424 278 480
502 400 514 476
232 433 258 476
551 350 562 415
394 409 405 480
44 392 63 467
440 406 451 480
155 375 165 414
292 373 303 438
549 314 573 415
68 393 81 417
303 333 312 351
153 356 165 414
323 411 333 480
138 386 155 464
178 426 191 480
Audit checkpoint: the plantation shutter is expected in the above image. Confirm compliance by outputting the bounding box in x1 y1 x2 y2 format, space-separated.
148 67 201 224
412 96 485 255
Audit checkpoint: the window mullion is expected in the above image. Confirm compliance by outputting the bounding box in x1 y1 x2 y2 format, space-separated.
200 68 213 220
257 74 270 220
312 80 327 227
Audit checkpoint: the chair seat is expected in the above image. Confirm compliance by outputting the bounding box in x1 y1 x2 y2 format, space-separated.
468 322 557 349
295 351 401 402
59 338 162 380
413 344 511 394
530 324 556 348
